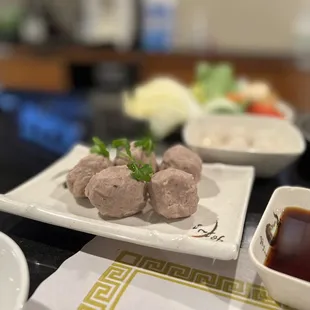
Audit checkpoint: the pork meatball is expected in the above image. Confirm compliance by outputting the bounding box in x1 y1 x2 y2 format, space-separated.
66 154 112 198
148 168 199 219
160 144 202 182
85 165 147 218
114 141 157 172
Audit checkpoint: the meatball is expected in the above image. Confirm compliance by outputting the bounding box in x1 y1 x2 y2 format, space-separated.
85 165 147 218
148 168 199 219
66 154 112 198
160 144 202 182
114 141 157 172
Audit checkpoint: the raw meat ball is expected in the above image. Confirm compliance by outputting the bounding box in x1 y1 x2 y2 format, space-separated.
66 154 112 198
85 165 147 218
148 168 199 219
160 144 202 182
114 141 157 172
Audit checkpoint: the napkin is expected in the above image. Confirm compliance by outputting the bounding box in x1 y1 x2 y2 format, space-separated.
25 237 289 310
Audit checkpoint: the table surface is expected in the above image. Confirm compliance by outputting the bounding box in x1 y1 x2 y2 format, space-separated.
0 112 309 297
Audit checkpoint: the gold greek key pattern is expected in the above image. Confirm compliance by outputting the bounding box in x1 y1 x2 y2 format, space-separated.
117 251 289 308
78 250 291 310
249 284 278 307
78 262 136 310
189 268 219 288
115 251 142 266
164 262 192 280
78 305 97 310
138 256 166 273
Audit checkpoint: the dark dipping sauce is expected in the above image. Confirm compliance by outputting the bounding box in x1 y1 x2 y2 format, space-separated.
265 207 310 282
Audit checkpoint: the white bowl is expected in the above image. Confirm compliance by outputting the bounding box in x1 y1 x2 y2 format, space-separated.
249 187 310 310
277 101 295 123
182 115 305 177
0 232 29 310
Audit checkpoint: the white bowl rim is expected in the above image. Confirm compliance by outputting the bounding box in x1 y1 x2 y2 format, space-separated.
0 231 29 310
183 115 306 156
277 101 295 122
249 186 310 288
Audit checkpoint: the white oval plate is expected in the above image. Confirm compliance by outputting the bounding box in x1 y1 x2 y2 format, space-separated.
0 145 254 260
0 232 29 310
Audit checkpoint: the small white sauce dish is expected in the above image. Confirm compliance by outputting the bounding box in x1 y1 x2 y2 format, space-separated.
182 115 305 177
249 186 310 310
0 231 29 310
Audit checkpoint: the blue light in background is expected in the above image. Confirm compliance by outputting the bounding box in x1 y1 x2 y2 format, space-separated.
0 92 20 112
16 92 89 154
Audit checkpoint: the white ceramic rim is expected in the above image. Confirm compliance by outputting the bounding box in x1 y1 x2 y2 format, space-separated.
276 101 296 123
249 186 310 288
0 231 29 310
183 115 306 156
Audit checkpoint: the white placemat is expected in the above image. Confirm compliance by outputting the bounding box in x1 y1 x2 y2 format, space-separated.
24 237 290 310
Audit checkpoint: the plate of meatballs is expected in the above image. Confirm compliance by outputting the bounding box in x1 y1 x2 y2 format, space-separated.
0 137 254 260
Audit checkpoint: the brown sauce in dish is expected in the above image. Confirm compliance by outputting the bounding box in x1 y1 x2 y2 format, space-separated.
265 207 310 282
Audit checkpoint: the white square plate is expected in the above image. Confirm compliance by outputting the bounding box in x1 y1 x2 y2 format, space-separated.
0 145 254 260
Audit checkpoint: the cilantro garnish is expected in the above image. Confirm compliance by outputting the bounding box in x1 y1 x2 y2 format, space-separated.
111 137 154 182
134 137 155 156
90 137 109 158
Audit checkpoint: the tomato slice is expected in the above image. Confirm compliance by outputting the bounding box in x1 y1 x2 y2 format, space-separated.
247 102 284 118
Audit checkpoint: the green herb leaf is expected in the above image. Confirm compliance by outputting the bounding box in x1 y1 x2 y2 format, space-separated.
127 162 141 181
90 145 100 154
127 162 137 172
127 162 153 182
112 137 154 182
90 137 109 158
139 164 153 182
112 138 131 157
112 138 128 149
134 137 155 155
92 137 103 145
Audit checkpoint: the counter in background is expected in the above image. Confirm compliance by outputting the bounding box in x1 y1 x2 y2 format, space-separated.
0 45 308 111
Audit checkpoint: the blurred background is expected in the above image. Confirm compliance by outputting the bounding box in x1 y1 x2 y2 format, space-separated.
0 0 310 191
